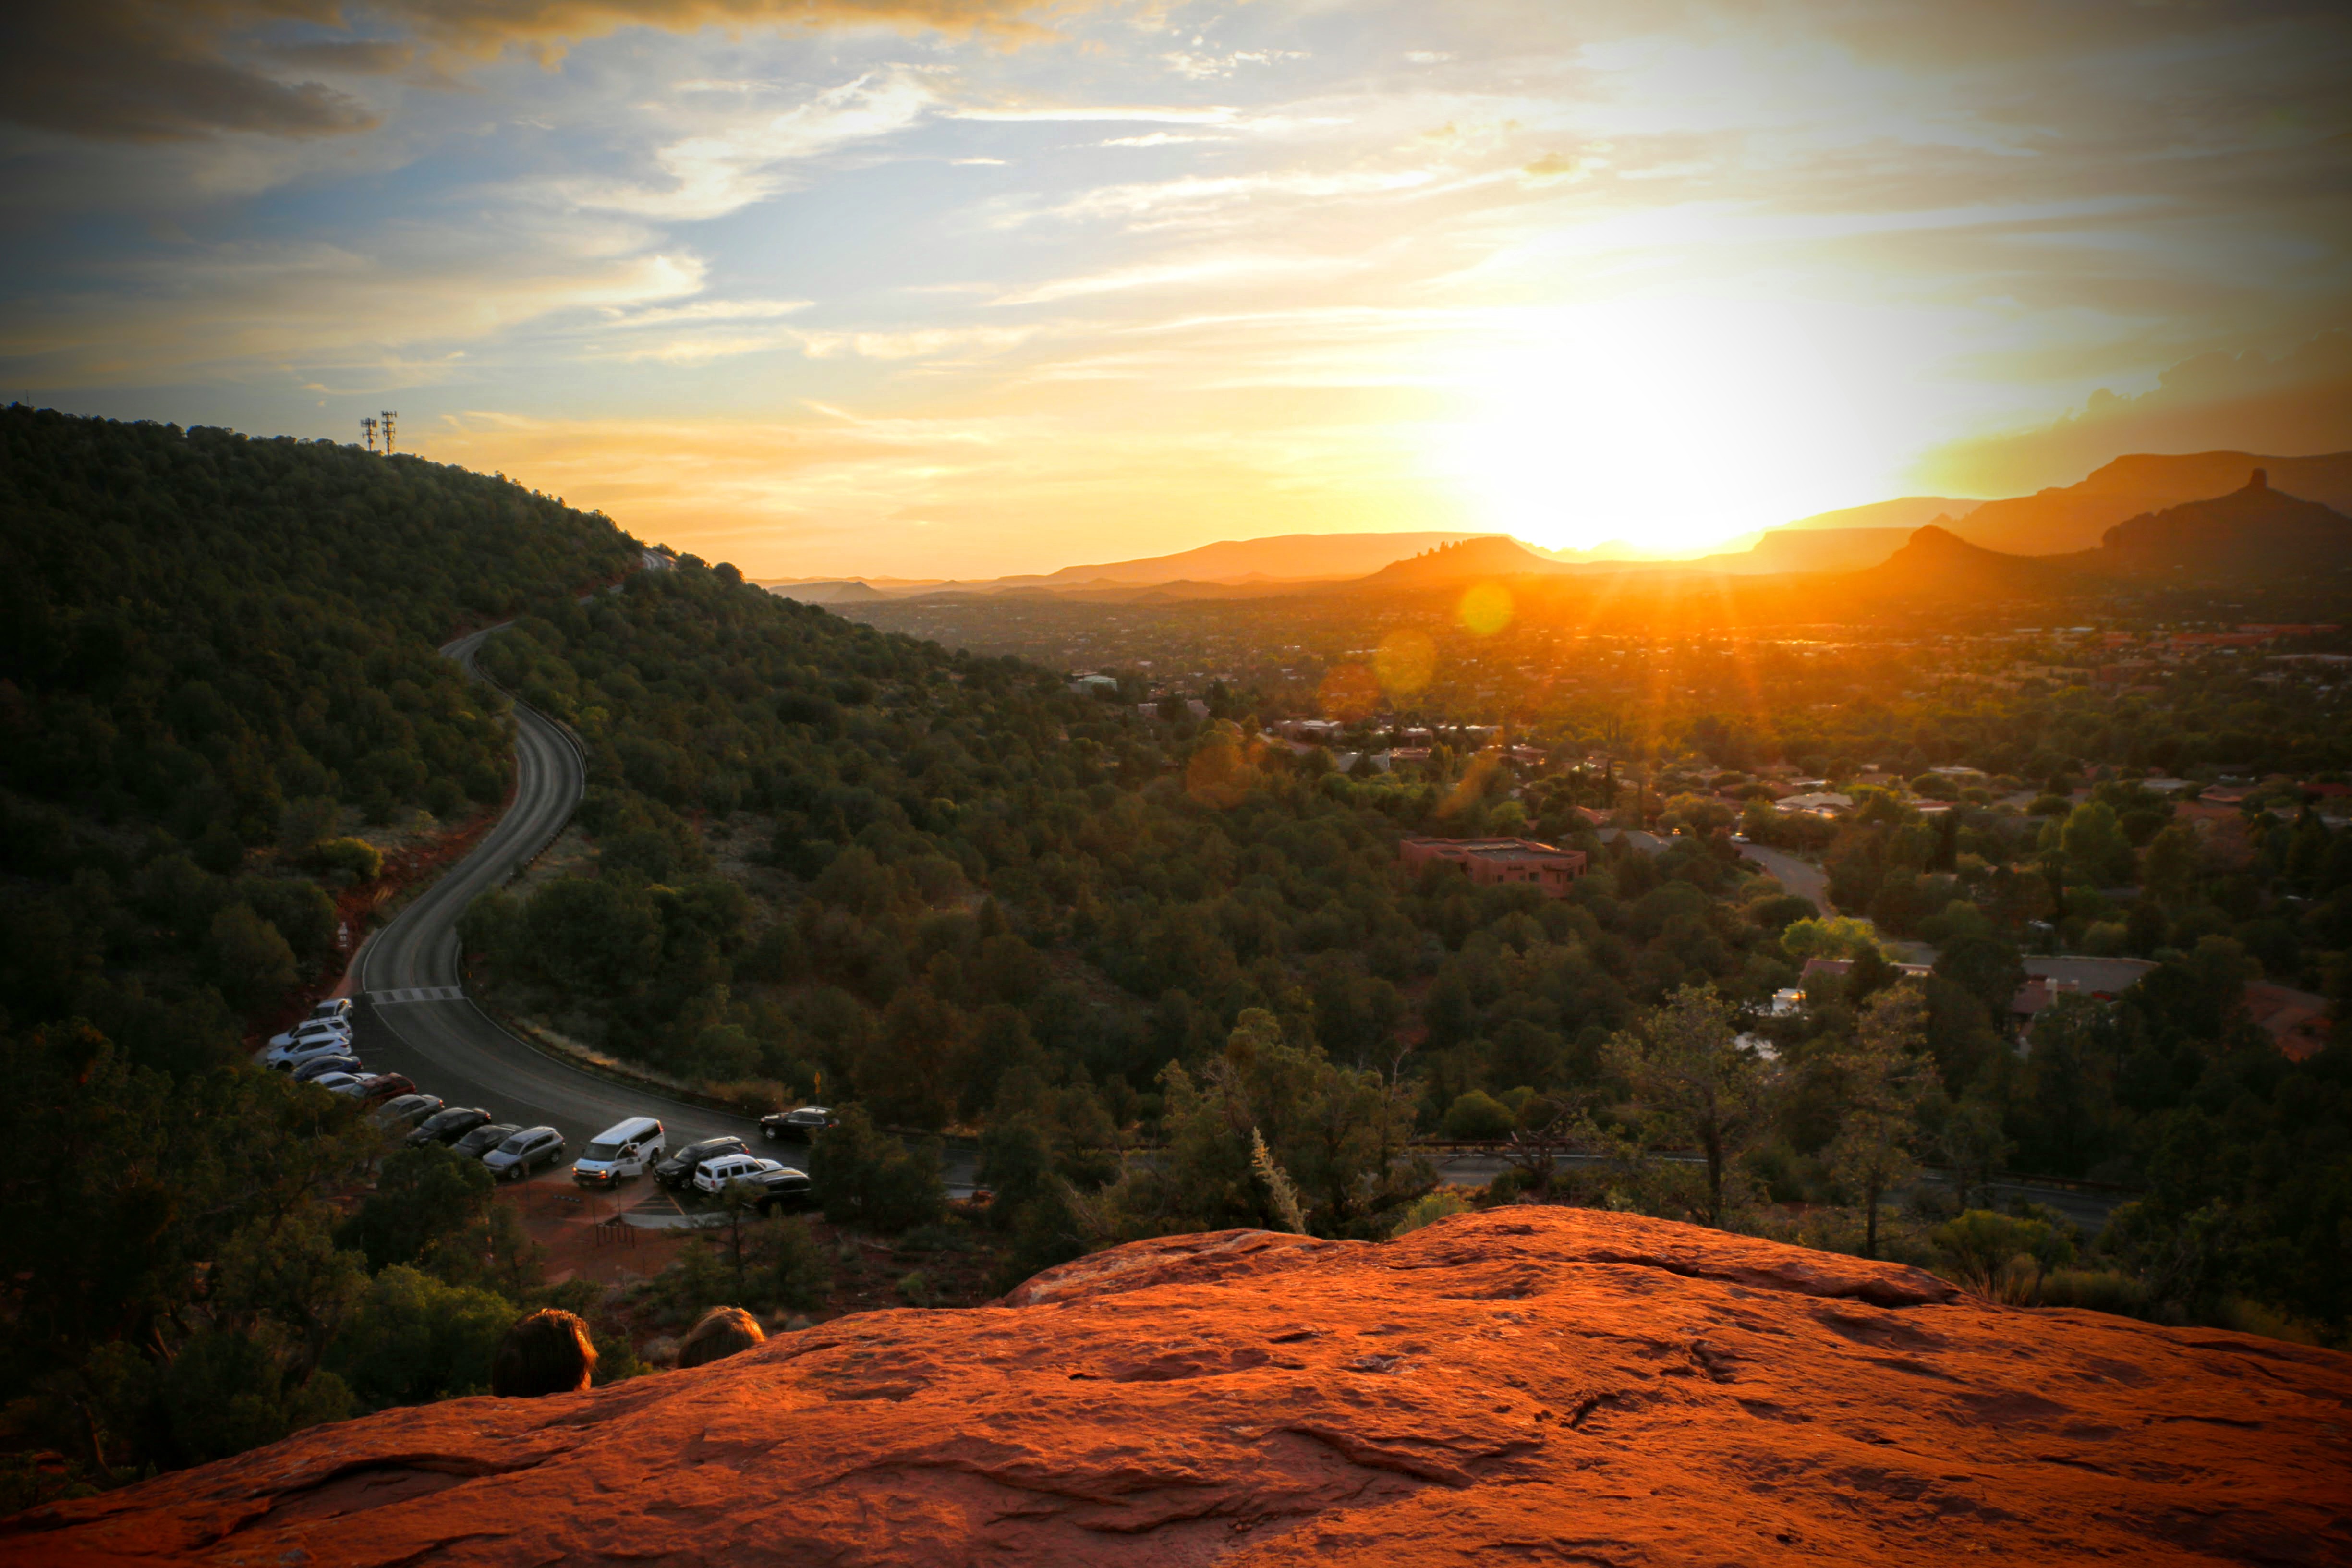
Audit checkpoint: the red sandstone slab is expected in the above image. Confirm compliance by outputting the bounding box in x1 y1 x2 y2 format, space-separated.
8 1208 2350 1567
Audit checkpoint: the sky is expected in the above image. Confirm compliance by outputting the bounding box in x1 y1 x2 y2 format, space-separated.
2 1 2348 579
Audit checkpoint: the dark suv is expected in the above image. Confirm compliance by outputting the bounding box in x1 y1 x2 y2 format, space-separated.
759 1106 837 1143
654 1136 750 1191
745 1166 813 1216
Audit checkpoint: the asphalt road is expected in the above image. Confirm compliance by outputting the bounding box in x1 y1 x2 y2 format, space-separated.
347 628 767 1185
1737 841 1834 913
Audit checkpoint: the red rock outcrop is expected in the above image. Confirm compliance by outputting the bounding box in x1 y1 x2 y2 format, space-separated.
10 1208 2351 1566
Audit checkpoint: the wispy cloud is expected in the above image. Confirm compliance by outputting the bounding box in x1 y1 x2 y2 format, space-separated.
563 67 940 219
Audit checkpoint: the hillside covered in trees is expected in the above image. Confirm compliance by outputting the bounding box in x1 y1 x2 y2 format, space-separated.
0 409 641 1496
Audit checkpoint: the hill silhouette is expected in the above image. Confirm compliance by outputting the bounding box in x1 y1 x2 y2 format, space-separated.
2080 469 2352 580
1780 494 1983 532
1949 449 2352 555
1846 524 2078 599
1352 535 1576 587
1031 530 1483 587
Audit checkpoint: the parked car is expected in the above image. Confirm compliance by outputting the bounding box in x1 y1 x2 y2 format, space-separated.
743 1165 813 1216
353 1073 415 1105
759 1106 837 1143
369 1093 444 1132
311 1072 368 1097
265 1030 356 1071
306 997 355 1024
291 1053 363 1084
267 1015 352 1054
408 1106 494 1147
693 1152 784 1196
653 1136 750 1190
570 1116 667 1187
452 1121 521 1160
484 1126 566 1180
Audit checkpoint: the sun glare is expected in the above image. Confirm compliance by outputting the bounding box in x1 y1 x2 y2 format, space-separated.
1430 295 1905 555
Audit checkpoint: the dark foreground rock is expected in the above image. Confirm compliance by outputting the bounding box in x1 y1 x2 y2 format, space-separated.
10 1208 2351 1566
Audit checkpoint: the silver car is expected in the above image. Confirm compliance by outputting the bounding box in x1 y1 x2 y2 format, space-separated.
483 1126 565 1181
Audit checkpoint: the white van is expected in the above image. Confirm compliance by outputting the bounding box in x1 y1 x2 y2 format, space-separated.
572 1115 666 1187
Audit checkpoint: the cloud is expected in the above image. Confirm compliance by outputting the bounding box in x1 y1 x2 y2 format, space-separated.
563 67 939 219
0 0 1072 142
0 3 381 142
1916 331 2352 494
0 222 708 387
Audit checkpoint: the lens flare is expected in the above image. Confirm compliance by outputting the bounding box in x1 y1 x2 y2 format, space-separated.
1458 582 1514 635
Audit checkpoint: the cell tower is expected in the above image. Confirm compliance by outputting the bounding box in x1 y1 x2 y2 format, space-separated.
379 410 398 454
360 415 378 452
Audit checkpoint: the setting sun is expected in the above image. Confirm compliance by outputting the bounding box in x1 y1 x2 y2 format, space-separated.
1431 294 1945 555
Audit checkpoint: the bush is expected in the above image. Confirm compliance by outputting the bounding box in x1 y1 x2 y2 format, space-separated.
327 1265 519 1407
1389 1189 1471 1238
1440 1090 1516 1142
768 1216 832 1311
2035 1268 2153 1318
312 836 384 881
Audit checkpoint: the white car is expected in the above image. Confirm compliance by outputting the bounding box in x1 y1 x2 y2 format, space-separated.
267 1016 352 1055
266 1031 357 1071
693 1153 784 1196
306 997 355 1024
571 1115 667 1189
308 1072 367 1097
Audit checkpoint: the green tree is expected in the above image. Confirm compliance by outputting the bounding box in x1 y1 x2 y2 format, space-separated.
208 902 299 1010
1602 985 1771 1228
1825 984 1932 1258
2060 801 2135 887
337 1144 497 1274
811 1105 946 1233
327 1266 521 1408
2142 822 2202 908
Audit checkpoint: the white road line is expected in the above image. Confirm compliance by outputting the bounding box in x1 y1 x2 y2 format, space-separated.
369 986 467 1005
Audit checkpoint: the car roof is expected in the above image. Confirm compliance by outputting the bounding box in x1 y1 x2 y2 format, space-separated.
510 1125 557 1140
592 1115 663 1142
681 1136 743 1153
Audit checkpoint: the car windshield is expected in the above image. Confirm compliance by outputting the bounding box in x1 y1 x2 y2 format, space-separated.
582 1141 624 1160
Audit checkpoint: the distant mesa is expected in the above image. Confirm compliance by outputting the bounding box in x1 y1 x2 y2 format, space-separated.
1352 534 1581 587
1849 523 2079 599
1843 468 2352 599
1943 448 2352 556
764 579 890 604
2090 468 2352 580
1779 495 1985 533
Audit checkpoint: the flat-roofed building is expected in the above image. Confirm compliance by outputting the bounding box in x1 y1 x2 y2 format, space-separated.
1398 836 1588 897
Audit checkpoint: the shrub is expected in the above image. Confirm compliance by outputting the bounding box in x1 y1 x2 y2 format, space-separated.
768 1216 832 1311
2035 1268 2153 1319
1440 1090 1516 1142
1390 1189 1471 1238
312 836 384 881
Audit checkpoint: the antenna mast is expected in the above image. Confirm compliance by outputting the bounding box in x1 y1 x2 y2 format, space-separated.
360 415 378 452
380 410 398 454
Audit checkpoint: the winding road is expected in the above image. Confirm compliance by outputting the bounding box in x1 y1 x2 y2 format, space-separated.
346 628 764 1172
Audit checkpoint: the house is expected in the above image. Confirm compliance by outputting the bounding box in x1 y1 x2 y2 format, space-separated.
2244 983 2331 1062
1798 957 1853 989
1398 837 1588 897
1775 791 1854 816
